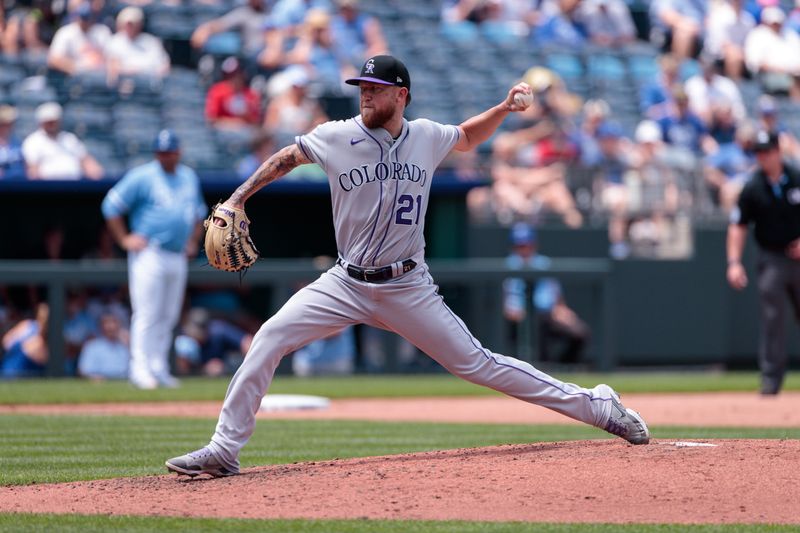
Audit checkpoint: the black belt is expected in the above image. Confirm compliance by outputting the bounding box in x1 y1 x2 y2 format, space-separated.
337 258 417 283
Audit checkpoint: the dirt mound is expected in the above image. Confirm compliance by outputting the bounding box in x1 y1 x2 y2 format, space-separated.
1 439 798 524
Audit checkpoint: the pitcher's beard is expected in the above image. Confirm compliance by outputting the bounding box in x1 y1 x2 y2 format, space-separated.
361 104 394 129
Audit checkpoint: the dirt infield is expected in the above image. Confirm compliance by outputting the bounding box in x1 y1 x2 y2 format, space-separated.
1 393 799 524
3 391 800 427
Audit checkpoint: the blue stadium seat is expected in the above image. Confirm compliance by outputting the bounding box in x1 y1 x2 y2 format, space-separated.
627 55 659 83
545 53 584 81
586 54 626 83
0 65 27 88
440 21 480 44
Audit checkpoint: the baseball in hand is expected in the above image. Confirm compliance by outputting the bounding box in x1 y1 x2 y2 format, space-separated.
513 92 533 109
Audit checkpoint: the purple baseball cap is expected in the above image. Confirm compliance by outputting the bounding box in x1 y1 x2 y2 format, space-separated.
346 55 411 103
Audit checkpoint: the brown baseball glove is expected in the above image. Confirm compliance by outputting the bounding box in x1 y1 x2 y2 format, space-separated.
203 203 259 272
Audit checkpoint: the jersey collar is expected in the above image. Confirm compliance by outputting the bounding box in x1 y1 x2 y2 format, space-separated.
355 116 408 147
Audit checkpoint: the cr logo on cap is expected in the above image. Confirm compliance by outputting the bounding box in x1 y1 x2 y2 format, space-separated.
365 59 375 74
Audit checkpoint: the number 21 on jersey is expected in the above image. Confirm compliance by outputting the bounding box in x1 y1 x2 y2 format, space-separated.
395 194 422 225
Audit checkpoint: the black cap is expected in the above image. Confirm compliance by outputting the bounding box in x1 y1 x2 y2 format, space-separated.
753 130 779 152
345 55 411 103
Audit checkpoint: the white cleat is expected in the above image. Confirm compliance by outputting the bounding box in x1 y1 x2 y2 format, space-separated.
130 374 158 390
599 385 650 445
165 447 239 478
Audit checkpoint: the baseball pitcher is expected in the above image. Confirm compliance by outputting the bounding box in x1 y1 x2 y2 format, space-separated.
166 55 649 478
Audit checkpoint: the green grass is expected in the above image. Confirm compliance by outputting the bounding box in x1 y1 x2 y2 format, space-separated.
1 371 797 404
2 373 797 530
0 514 798 533
2 414 799 486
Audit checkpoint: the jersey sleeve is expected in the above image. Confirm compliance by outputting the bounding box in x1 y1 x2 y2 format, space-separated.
295 121 333 169
731 181 754 226
101 169 141 219
415 118 460 166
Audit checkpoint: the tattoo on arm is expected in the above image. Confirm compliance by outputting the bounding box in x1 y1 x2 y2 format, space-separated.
229 145 311 205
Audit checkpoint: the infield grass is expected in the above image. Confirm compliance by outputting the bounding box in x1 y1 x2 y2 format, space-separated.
0 514 797 533
1 414 799 486
0 371 797 404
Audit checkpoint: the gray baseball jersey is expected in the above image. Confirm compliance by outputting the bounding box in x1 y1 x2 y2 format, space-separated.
297 116 458 266
206 116 618 472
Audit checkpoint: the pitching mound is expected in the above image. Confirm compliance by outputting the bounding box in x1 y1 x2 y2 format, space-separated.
2 439 798 524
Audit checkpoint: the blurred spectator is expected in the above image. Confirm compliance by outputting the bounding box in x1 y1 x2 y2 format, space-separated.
657 85 717 156
329 0 387 67
502 223 590 365
576 98 611 167
578 0 636 47
47 1 110 76
626 119 684 256
105 6 170 83
82 226 125 261
788 0 800 34
704 0 755 79
744 6 800 98
85 287 130 329
190 0 275 59
270 0 333 34
532 0 588 49
78 313 129 380
0 105 25 180
755 94 800 163
473 131 582 226
1 1 61 57
1 303 48 379
684 53 746 125
263 65 328 145
174 308 253 377
640 54 682 119
237 129 277 179
63 289 96 374
704 119 757 213
469 66 583 226
441 0 534 43
41 224 66 261
707 100 739 146
649 0 707 59
285 8 355 93
205 56 262 131
21 102 104 180
292 326 356 376
593 122 636 258
440 0 490 25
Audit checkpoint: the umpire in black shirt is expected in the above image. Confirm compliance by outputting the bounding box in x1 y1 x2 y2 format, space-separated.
727 130 800 394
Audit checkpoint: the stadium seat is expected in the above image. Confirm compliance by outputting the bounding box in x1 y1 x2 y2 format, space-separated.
627 55 659 83
545 53 584 81
440 21 480 44
0 65 27 88
586 54 626 83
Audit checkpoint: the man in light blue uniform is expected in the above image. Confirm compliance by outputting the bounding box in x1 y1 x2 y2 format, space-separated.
101 130 207 389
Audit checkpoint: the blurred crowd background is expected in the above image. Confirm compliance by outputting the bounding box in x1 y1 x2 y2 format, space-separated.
2 0 799 380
